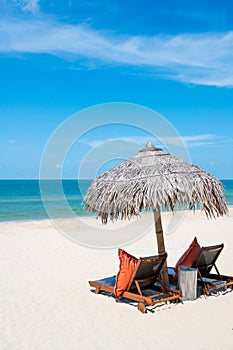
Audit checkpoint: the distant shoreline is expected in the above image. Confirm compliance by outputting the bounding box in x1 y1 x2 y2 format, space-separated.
1 206 233 225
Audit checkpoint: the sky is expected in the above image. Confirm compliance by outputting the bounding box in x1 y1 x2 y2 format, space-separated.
0 0 233 179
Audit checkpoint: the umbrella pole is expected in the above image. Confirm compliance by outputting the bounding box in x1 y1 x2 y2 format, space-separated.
153 208 169 286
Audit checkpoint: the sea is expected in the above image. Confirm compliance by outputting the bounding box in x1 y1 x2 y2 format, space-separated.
0 179 233 222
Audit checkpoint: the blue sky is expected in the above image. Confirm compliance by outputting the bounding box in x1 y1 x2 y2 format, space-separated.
0 0 233 179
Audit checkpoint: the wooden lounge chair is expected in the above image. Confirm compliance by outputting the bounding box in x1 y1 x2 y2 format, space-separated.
192 243 233 295
89 253 181 314
169 243 233 296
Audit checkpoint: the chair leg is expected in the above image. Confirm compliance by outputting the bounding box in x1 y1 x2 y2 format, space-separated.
95 286 101 294
138 301 147 314
197 269 210 296
201 285 210 296
171 298 179 304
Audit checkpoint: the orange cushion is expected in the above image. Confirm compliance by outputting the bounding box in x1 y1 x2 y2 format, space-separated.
174 237 201 283
114 249 138 300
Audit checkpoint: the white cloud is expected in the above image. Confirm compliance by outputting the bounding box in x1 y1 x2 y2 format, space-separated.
1 16 233 86
8 139 16 144
181 134 220 147
162 134 223 148
81 137 144 149
15 0 40 13
182 134 218 142
80 134 221 149
85 137 150 148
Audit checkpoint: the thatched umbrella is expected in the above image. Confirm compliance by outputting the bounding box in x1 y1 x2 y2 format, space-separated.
84 142 228 284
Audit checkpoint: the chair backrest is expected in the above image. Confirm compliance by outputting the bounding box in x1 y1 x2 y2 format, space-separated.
193 243 224 275
128 253 167 291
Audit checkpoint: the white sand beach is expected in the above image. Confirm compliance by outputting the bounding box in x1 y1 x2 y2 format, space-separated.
0 209 233 350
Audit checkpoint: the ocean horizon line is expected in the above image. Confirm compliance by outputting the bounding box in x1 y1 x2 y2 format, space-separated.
0 178 95 181
1 178 233 181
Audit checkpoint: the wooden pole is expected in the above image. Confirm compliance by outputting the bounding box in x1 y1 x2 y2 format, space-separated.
153 207 169 286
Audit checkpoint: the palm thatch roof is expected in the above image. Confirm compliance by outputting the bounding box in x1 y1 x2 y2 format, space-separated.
84 142 228 224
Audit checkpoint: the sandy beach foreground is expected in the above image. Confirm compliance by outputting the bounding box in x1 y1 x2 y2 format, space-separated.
0 209 233 350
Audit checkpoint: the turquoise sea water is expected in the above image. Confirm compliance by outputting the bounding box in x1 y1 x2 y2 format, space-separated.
0 179 232 222
0 180 92 222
